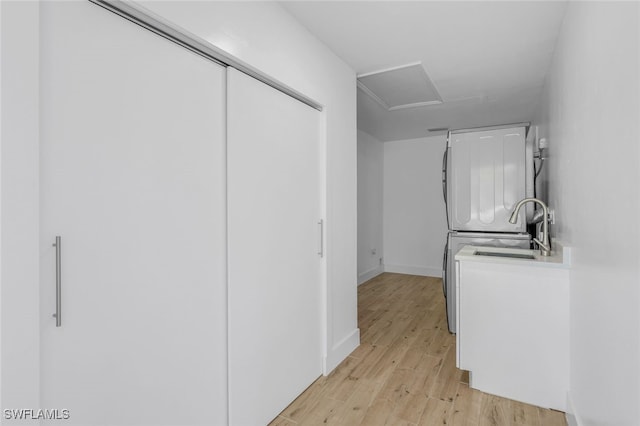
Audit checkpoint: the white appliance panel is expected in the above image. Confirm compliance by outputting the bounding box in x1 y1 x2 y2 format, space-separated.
447 127 527 232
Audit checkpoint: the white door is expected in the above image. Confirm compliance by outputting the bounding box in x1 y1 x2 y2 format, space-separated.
227 68 323 425
40 2 227 424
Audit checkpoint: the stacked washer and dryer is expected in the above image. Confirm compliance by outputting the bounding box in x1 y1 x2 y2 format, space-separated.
442 124 534 334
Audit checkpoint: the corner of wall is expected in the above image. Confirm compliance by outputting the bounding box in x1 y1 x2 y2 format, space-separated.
357 266 383 285
565 392 584 426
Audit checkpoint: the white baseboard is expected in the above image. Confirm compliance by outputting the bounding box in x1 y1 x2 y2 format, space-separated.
323 328 360 375
358 266 384 285
565 392 583 426
383 264 442 278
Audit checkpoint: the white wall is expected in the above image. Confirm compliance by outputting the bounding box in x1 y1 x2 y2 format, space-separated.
136 0 358 376
383 136 448 277
0 2 40 422
533 2 639 425
357 130 384 284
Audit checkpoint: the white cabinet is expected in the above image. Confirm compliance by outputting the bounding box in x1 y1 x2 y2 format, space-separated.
456 246 570 411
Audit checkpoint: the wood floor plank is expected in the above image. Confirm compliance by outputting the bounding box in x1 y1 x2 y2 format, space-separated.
382 414 416 426
511 400 541 426
374 314 415 347
269 415 297 426
278 377 328 422
479 394 510 426
407 355 443 397
429 345 462 402
400 310 429 341
360 311 396 344
392 391 430 424
397 348 428 371
333 381 379 426
270 273 566 426
418 397 453 426
376 368 416 403
357 398 394 426
296 396 343 426
425 328 453 357
450 383 484 426
350 341 377 359
408 328 438 352
538 408 567 426
328 346 388 401
362 342 410 384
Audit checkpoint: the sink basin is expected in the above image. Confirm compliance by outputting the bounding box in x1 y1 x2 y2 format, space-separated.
474 251 535 260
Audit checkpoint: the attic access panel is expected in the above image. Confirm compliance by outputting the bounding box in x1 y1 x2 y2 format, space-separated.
357 62 442 111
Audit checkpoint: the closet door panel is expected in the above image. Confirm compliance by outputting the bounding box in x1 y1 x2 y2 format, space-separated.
227 68 323 426
40 2 227 424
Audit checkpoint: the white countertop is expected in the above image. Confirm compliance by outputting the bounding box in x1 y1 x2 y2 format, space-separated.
454 240 571 269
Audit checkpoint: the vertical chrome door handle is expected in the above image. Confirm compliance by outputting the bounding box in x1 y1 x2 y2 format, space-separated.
53 236 62 327
442 149 448 203
442 238 448 297
318 220 324 258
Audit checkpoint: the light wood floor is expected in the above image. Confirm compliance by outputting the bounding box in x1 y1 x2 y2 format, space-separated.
270 273 567 426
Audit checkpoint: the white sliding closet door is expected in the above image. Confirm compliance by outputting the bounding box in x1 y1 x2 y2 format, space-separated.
40 2 227 425
227 68 323 425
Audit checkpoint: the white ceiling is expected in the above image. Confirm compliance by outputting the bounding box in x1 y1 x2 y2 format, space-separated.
280 1 568 142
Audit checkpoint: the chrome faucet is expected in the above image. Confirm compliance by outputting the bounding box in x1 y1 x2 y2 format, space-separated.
509 198 552 256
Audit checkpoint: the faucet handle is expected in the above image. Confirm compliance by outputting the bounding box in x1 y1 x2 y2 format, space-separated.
533 237 552 255
533 237 549 249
